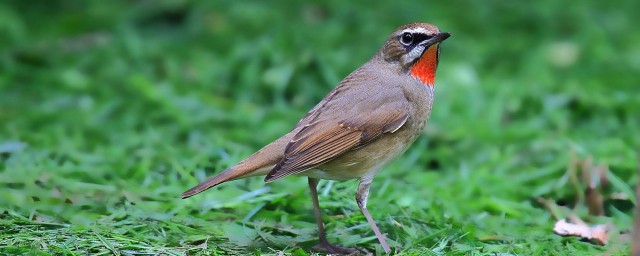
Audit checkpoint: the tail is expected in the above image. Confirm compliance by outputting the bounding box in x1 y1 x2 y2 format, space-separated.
181 133 293 198
181 164 272 198
181 172 224 198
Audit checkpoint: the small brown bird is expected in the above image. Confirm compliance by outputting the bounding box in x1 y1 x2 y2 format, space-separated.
182 23 450 254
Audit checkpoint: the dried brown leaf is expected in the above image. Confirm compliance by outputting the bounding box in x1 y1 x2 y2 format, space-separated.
553 219 608 245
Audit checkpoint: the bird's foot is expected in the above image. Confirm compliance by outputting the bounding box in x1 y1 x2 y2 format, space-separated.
313 241 360 255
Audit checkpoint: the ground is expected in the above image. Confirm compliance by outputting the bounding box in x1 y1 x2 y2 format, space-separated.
1 1 638 255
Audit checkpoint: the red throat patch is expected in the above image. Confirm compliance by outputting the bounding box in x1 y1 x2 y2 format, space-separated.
410 44 439 86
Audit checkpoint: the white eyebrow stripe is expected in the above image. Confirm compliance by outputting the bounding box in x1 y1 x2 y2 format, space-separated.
400 27 429 35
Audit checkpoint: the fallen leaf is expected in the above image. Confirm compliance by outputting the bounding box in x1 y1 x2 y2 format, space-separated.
553 219 608 245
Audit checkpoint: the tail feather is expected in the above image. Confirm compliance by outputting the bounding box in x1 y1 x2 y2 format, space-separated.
181 132 295 198
181 163 275 198
181 167 240 198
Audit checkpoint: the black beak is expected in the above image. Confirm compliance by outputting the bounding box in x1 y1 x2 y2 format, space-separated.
419 32 451 47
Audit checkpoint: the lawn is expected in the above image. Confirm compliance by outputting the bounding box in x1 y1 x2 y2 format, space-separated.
1 0 639 255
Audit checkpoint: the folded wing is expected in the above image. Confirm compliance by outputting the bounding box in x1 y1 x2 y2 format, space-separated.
264 81 410 182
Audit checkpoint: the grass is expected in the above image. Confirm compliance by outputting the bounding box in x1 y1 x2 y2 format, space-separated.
1 0 639 255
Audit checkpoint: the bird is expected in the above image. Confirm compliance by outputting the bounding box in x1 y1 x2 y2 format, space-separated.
182 22 450 254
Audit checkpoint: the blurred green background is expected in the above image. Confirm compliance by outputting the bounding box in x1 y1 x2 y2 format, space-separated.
1 0 638 255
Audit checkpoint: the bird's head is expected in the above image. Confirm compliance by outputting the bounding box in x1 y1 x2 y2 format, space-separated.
379 23 450 86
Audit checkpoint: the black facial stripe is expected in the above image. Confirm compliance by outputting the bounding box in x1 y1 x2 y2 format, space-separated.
412 33 431 44
399 33 434 50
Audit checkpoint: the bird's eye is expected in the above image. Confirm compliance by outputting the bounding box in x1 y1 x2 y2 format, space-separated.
400 32 413 45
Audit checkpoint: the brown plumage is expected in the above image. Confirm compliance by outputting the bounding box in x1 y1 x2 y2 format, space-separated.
182 23 450 254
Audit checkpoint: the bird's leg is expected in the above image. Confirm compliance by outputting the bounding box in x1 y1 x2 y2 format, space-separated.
308 178 359 255
356 179 391 253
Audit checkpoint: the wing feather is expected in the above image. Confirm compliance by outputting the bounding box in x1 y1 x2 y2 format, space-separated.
264 92 410 182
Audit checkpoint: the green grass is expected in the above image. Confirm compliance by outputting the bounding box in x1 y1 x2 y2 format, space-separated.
1 0 639 255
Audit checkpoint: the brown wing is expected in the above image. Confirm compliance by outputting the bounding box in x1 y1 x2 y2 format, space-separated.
264 86 410 182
